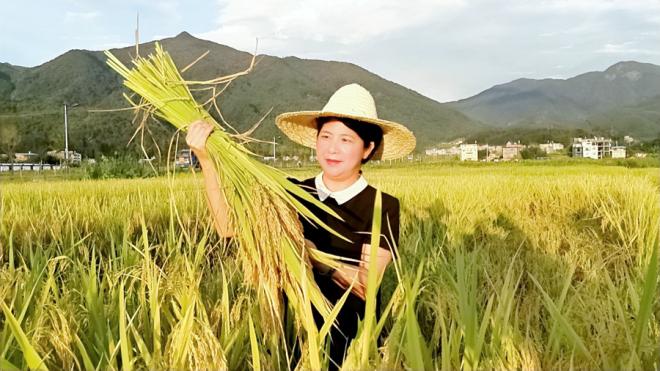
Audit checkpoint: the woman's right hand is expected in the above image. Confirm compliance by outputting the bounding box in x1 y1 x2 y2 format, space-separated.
187 120 234 237
185 120 214 160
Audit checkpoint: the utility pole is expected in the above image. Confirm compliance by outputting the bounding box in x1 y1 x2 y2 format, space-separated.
135 12 140 56
63 103 79 164
64 103 69 162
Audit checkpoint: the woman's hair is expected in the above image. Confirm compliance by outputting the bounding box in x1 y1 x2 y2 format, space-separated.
316 116 384 164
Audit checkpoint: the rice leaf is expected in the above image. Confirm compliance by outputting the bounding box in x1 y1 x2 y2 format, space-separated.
118 280 133 371
633 238 659 352
360 189 383 367
73 334 95 371
0 358 20 371
529 274 592 360
0 302 48 371
248 313 261 371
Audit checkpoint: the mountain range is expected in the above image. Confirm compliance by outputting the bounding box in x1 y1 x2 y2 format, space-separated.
450 61 660 140
0 32 481 158
0 31 659 159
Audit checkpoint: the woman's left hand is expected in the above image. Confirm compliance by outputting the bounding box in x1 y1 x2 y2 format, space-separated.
331 265 366 300
331 243 394 301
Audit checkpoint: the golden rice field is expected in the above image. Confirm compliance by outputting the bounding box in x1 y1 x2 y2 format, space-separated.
1 163 659 370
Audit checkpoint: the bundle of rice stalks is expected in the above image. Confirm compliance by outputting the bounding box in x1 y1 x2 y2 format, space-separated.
105 43 345 368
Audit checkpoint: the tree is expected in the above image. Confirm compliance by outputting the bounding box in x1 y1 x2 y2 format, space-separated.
0 121 19 163
520 146 545 160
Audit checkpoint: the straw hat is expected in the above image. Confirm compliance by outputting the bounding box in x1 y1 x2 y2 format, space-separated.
275 83 416 161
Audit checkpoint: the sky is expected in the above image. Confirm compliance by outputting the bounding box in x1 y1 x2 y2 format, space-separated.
2 0 660 102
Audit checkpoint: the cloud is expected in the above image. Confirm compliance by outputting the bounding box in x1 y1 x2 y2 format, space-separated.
198 0 465 56
510 0 660 14
64 11 100 22
597 42 660 55
192 0 660 101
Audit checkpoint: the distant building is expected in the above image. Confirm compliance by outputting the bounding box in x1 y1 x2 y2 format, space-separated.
502 147 518 160
174 149 197 168
474 144 502 162
460 143 478 161
624 136 635 144
572 139 598 159
539 142 565 154
14 151 39 162
425 148 443 156
426 144 461 157
427 148 459 156
611 146 626 159
46 150 82 165
572 137 612 159
486 145 503 161
502 141 525 161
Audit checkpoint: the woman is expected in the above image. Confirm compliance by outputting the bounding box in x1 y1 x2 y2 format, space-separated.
186 83 416 370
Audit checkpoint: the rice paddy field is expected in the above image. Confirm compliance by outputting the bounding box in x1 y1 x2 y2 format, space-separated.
1 162 659 370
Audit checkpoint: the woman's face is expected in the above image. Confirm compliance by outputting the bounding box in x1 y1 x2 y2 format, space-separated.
316 119 375 180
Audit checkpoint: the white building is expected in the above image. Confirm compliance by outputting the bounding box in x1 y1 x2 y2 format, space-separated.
572 137 611 159
426 146 462 157
611 146 626 159
425 148 446 156
460 143 478 161
539 142 565 154
572 140 598 159
47 150 82 164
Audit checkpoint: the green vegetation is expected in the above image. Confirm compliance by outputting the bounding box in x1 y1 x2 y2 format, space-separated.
0 32 479 160
5 34 659 160
1 163 658 369
520 145 547 159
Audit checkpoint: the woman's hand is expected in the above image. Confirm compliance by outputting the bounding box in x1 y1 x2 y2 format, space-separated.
331 265 366 301
306 241 391 301
185 120 214 161
185 120 235 237
330 244 394 301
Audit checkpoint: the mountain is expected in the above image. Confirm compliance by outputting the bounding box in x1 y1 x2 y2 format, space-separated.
449 61 660 139
585 95 660 139
0 32 481 158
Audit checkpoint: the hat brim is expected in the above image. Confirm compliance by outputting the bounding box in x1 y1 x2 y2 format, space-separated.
275 111 416 161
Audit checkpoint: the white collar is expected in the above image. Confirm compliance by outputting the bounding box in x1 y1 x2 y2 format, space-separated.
314 172 368 205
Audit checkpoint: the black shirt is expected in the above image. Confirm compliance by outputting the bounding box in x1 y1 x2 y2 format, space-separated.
287 175 401 367
290 176 400 264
